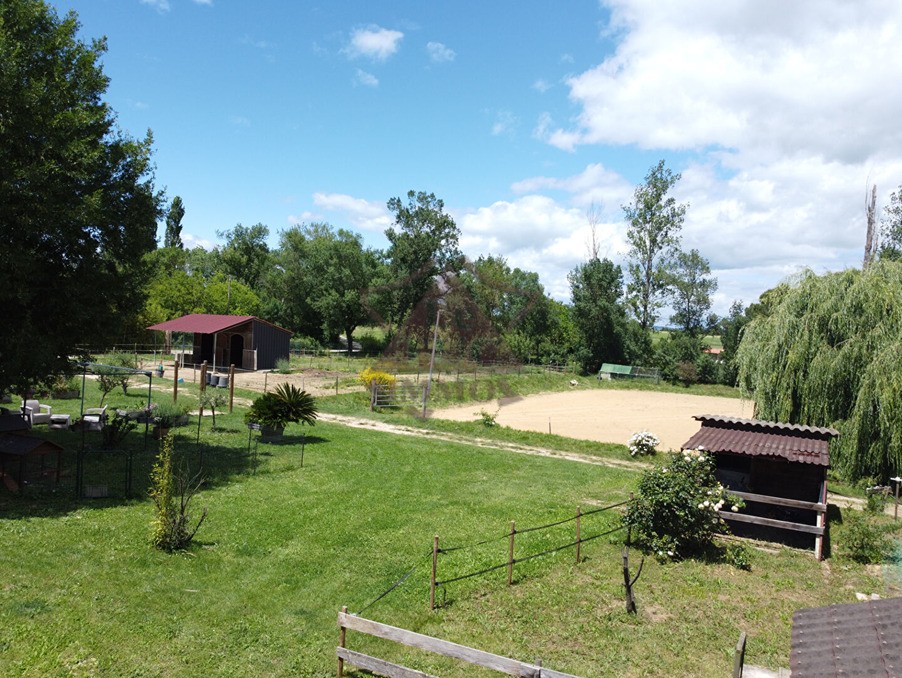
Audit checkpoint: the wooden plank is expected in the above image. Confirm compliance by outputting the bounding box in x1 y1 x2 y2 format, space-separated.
336 647 437 678
539 669 582 678
338 612 540 677
718 510 824 535
733 631 747 678
730 490 826 513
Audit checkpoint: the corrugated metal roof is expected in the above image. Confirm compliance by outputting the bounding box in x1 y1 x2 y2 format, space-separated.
790 597 902 677
693 414 840 437
681 415 838 466
147 314 257 334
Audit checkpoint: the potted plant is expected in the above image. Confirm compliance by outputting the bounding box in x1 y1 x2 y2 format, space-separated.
50 374 81 400
152 401 188 439
245 383 317 442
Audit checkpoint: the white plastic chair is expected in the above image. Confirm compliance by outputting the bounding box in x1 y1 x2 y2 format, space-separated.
22 399 52 427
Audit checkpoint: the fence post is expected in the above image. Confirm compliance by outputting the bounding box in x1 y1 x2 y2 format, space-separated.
430 535 439 610
200 361 207 393
576 506 582 564
173 359 179 403
507 521 516 586
338 605 347 678
228 364 235 413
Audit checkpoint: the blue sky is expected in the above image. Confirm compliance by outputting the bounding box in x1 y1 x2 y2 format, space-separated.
53 0 902 316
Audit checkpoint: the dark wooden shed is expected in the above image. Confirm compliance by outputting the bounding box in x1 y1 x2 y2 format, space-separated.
148 314 291 371
0 416 63 493
682 415 839 560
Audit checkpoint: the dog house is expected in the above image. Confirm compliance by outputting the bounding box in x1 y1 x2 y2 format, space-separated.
148 314 291 371
682 415 839 560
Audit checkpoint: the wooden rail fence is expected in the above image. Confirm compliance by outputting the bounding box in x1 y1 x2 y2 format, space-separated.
337 608 580 678
717 489 827 560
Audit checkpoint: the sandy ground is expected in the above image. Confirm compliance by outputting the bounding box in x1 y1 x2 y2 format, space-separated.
431 388 755 452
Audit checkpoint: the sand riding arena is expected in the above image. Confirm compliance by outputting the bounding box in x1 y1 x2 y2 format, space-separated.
430 389 754 452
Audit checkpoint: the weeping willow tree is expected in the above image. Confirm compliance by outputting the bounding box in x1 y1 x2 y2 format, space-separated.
737 260 902 480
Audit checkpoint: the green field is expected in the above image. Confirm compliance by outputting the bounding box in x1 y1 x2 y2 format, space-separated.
0 379 893 676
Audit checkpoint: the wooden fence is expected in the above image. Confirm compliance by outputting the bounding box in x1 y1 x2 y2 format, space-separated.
718 489 827 560
337 608 580 678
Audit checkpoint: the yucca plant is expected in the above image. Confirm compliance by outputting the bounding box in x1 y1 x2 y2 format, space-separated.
245 383 317 430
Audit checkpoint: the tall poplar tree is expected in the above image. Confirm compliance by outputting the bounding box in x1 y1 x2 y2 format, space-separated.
623 160 687 331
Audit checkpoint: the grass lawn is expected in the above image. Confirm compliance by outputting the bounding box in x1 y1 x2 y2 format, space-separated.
0 404 892 677
0 378 893 676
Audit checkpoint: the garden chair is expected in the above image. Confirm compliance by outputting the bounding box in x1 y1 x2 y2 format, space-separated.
22 399 52 427
83 405 107 432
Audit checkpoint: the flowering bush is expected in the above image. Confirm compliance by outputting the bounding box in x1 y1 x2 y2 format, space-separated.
628 430 660 456
358 367 396 389
624 448 743 560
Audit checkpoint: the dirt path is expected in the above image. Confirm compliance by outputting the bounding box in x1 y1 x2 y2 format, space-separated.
430 388 754 452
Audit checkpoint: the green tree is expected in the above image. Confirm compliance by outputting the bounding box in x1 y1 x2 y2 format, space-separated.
217 223 270 289
668 248 718 337
623 160 687 331
0 0 161 394
164 196 185 249
280 223 378 353
736 261 902 480
382 190 463 343
879 183 902 261
568 257 630 373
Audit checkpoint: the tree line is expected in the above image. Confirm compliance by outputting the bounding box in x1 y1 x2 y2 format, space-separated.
146 164 723 382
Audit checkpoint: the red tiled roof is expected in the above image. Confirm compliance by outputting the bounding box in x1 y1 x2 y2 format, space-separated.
147 314 256 334
681 415 838 466
791 597 902 676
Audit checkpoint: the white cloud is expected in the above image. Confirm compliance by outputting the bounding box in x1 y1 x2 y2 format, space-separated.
354 69 379 87
193 0 213 5
532 79 551 93
427 41 456 63
229 115 250 127
491 111 517 137
524 0 902 310
345 26 403 61
311 192 392 232
140 0 170 12
182 233 215 250
457 194 628 301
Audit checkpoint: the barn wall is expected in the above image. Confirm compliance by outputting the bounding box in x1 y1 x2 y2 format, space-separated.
252 320 291 370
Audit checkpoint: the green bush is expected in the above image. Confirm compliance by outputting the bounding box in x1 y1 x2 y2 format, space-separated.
150 434 206 552
724 543 752 571
624 449 743 560
245 384 317 430
842 511 892 564
274 357 292 374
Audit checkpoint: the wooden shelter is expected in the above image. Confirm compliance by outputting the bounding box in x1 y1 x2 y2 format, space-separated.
148 314 291 371
682 415 839 560
0 414 62 493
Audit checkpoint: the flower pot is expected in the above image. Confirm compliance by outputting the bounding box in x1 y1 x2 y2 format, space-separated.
260 425 285 442
153 425 171 440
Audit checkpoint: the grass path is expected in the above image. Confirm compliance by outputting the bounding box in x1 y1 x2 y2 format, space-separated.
318 412 652 472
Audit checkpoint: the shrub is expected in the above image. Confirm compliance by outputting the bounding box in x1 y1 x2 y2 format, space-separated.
627 431 659 456
150 433 206 552
199 391 227 430
101 413 137 449
724 543 752 571
245 384 317 430
624 449 743 560
358 368 396 389
842 511 892 564
274 357 292 374
478 409 498 427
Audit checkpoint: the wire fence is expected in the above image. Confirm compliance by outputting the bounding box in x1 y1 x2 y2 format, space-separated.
351 499 629 615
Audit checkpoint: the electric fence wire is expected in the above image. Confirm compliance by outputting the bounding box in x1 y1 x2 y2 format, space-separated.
354 551 434 616
437 499 629 553
435 524 626 588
